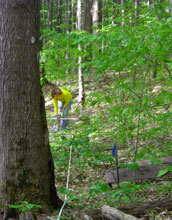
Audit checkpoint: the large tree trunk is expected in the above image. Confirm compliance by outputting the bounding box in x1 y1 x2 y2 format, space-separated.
0 0 62 218
91 0 102 33
84 0 93 33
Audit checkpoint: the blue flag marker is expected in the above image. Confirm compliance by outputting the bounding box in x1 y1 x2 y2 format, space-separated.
112 144 116 157
112 144 120 187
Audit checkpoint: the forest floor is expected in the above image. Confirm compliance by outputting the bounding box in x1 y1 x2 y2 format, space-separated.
43 73 172 220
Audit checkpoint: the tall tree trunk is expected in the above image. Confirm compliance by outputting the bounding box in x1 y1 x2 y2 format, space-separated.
91 0 102 33
147 0 154 6
41 0 47 29
135 0 139 19
41 0 47 44
72 0 77 30
48 0 54 29
66 0 72 32
77 0 85 116
68 0 72 31
65 0 72 74
84 0 93 33
65 0 68 32
56 0 63 32
0 0 61 218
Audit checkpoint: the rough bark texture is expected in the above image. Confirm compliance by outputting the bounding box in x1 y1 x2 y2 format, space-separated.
0 0 61 218
84 0 93 33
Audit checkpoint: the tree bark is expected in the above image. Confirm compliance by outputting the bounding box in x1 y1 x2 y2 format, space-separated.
71 0 77 30
56 0 63 32
134 0 139 19
48 0 54 29
41 0 47 29
84 0 93 33
0 0 62 218
77 0 85 116
91 0 102 33
147 0 154 7
66 0 72 32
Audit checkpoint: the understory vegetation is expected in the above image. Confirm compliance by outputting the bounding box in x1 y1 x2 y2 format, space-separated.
42 1 172 219
44 70 172 219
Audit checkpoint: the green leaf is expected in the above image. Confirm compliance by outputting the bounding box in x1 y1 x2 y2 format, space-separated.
122 163 140 170
122 194 130 202
8 204 20 209
167 17 172 23
158 166 172 177
150 157 162 165
58 187 69 195
105 96 112 104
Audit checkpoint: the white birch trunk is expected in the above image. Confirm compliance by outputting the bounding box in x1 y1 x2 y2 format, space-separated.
77 0 85 116
91 0 99 33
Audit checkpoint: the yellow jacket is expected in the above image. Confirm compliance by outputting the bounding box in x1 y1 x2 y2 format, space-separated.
53 89 72 114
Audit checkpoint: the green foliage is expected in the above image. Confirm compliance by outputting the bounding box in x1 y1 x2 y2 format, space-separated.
158 166 172 177
45 0 172 215
89 182 110 195
109 183 149 202
120 163 140 170
9 201 42 212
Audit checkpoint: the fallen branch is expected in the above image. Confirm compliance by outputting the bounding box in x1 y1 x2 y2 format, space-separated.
102 205 139 220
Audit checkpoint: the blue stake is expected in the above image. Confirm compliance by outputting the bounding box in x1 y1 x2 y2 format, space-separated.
112 144 120 188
